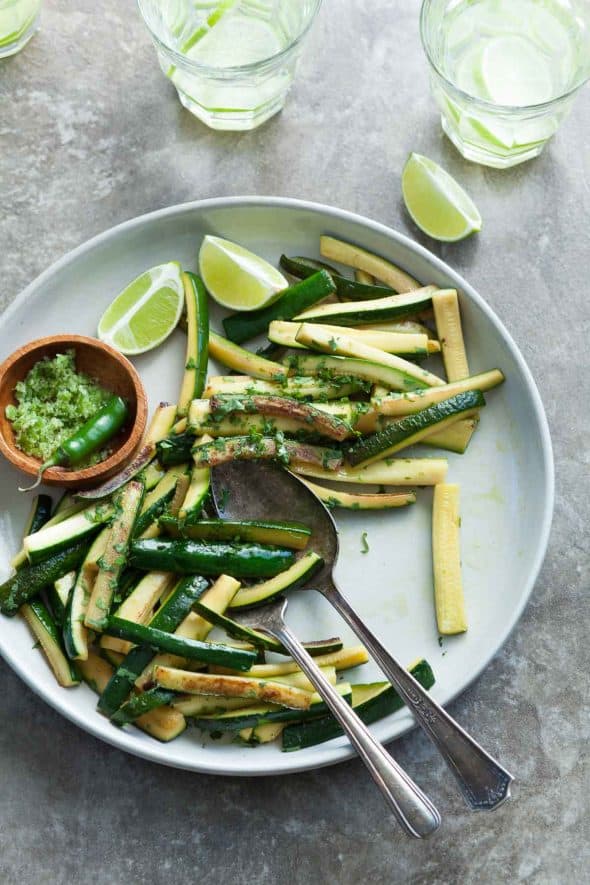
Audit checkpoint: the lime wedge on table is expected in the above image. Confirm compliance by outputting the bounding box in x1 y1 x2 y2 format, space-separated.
97 262 184 355
199 236 287 311
402 153 482 243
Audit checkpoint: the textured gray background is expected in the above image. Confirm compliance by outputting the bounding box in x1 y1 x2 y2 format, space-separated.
1 1 589 883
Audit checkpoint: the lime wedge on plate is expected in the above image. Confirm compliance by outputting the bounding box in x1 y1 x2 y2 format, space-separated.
199 235 287 311
402 153 482 242
98 262 184 355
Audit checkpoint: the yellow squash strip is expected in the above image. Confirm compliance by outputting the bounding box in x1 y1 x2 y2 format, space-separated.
271 320 431 356
210 645 369 679
291 458 448 487
374 369 504 417
320 236 420 292
100 571 175 656
154 666 314 710
432 289 470 381
85 481 144 631
432 289 478 450
295 323 445 388
297 476 416 510
432 483 467 635
209 330 287 381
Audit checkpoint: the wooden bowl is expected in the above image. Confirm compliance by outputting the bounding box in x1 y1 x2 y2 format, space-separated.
0 335 148 490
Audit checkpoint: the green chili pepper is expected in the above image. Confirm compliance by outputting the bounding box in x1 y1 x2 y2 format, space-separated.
20 395 129 492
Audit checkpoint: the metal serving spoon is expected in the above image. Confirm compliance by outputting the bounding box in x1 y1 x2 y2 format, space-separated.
212 461 513 811
232 595 441 838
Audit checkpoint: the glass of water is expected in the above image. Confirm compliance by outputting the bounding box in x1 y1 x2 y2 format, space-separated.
421 0 590 168
138 0 322 131
0 0 41 57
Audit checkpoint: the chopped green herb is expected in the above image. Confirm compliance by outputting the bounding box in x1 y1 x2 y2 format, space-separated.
5 350 112 463
360 531 369 554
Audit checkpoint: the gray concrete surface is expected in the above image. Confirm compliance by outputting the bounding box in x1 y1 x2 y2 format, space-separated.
1 1 589 882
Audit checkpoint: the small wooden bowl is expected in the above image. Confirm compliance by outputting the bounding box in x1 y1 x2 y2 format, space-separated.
0 335 148 490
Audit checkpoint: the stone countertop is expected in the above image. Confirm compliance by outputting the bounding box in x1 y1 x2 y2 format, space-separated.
1 2 588 882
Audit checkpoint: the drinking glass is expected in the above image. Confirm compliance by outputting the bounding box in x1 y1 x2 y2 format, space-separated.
0 0 40 57
420 0 590 168
138 0 322 131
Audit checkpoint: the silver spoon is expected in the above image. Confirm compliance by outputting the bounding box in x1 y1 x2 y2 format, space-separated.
211 461 513 811
232 595 441 838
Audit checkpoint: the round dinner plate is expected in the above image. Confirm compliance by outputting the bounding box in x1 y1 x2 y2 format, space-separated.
0 197 553 776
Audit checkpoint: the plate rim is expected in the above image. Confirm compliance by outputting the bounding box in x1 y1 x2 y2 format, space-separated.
0 195 554 777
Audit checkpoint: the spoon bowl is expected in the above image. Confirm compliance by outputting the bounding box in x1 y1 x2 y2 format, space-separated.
211 459 513 811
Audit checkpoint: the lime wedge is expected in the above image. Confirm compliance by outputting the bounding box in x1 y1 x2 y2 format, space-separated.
97 262 184 355
199 236 287 311
402 153 482 242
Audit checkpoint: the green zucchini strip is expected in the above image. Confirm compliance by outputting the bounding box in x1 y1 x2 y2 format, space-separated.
279 254 342 281
63 527 110 660
291 458 448 487
297 477 417 510
84 481 144 631
177 272 209 416
154 666 313 710
156 430 196 466
432 484 467 635
159 517 312 551
295 323 444 389
0 540 90 616
191 436 343 472
48 570 76 626
375 369 504 417
209 330 287 381
347 390 485 467
320 236 420 292
203 374 368 401
103 617 257 670
295 286 436 326
23 501 114 565
21 599 80 687
282 659 435 751
222 270 336 344
208 394 351 441
228 551 323 610
129 537 295 580
133 464 188 538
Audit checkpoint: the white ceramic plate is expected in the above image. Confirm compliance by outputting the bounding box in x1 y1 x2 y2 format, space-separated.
0 197 553 776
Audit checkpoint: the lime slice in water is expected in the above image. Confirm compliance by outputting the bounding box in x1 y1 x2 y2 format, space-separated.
480 35 554 106
199 236 287 311
97 262 184 355
402 153 482 242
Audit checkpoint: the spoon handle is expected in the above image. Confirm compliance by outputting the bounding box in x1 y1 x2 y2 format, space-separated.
269 620 441 838
323 584 513 811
